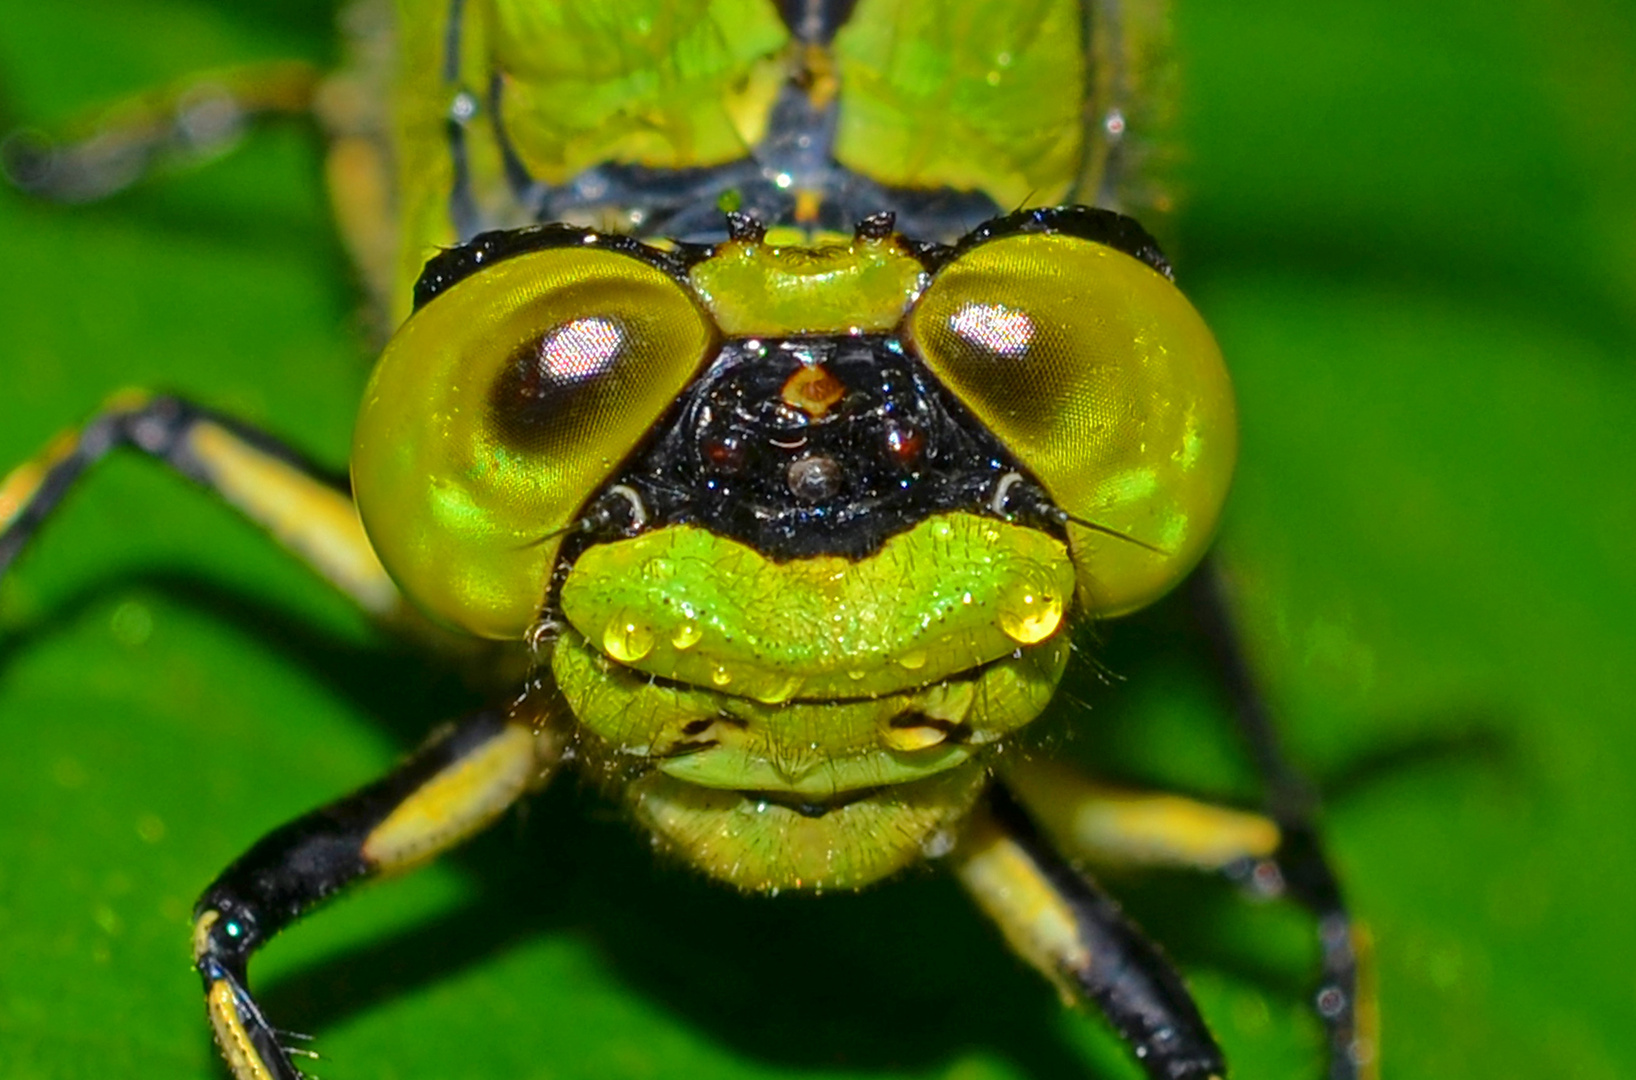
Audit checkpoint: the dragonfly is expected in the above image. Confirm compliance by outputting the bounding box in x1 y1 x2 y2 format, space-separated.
0 2 1370 1078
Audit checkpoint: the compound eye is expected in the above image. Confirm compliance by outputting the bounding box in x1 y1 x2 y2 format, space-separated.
354 246 715 639
908 231 1236 617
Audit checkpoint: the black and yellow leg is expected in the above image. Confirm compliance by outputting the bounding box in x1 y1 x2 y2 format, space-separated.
193 707 563 1080
953 783 1226 1080
1187 560 1374 1080
0 391 455 643
1003 758 1282 873
2 61 321 203
4 47 401 316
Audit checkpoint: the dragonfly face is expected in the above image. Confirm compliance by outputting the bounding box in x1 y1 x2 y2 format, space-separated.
0 2 1365 1078
352 200 1233 887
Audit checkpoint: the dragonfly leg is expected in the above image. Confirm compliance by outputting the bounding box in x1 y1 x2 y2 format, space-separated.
1002 758 1281 873
194 705 564 1080
0 392 453 640
1186 558 1373 1080
952 782 1226 1080
2 42 400 319
2 61 321 204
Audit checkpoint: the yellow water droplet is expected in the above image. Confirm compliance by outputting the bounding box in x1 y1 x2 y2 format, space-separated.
896 648 927 671
997 580 1064 644
710 665 733 687
751 675 803 704
603 609 655 662
670 620 702 650
847 669 868 681
884 724 948 752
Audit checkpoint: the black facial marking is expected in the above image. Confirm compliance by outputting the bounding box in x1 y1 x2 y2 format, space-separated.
599 335 1026 560
414 225 686 310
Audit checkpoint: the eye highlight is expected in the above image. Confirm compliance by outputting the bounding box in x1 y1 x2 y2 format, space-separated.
948 301 1036 356
354 245 716 639
534 316 624 382
909 229 1236 618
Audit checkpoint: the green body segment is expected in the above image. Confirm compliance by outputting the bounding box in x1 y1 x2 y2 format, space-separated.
831 0 1087 209
386 0 1177 321
489 0 791 180
391 0 792 316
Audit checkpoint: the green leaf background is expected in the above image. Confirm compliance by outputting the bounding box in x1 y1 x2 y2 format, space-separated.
0 2 1631 1078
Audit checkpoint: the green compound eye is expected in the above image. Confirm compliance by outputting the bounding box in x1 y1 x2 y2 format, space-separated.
353 246 716 639
909 231 1237 618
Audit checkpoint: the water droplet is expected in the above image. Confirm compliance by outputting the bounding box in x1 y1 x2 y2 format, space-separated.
670 620 702 650
997 579 1064 644
896 648 927 671
847 670 867 681
602 609 654 662
884 724 946 752
752 675 803 704
710 665 733 687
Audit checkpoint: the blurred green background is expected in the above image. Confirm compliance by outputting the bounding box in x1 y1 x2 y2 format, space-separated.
0 2 1631 1078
